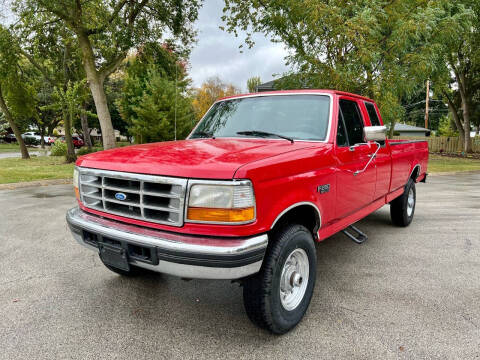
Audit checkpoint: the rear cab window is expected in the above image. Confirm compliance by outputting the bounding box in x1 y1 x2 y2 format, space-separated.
364 102 381 126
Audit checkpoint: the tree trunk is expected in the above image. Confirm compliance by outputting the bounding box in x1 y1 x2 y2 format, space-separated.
0 84 30 159
444 92 465 152
388 119 396 139
80 110 92 150
77 31 116 150
39 125 45 149
461 100 472 153
63 108 76 163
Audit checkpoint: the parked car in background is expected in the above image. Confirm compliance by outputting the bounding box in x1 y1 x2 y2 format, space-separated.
45 136 56 145
21 132 42 145
59 136 85 148
4 134 17 143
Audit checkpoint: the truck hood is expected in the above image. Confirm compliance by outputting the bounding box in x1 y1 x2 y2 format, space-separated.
76 138 315 179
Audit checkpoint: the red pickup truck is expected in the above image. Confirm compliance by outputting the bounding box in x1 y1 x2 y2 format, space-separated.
67 90 428 334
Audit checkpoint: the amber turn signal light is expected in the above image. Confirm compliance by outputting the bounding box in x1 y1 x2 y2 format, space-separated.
187 207 255 223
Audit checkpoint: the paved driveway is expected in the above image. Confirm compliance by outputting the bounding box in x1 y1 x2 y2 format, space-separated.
0 173 479 359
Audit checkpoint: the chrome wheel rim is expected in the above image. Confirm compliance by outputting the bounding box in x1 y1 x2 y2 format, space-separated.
280 248 309 311
407 188 415 217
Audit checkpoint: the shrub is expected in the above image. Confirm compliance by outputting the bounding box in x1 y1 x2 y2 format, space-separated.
24 136 40 146
50 140 67 156
77 146 103 156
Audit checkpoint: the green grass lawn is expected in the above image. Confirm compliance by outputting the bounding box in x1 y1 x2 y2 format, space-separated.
428 154 480 173
0 143 23 153
0 156 74 184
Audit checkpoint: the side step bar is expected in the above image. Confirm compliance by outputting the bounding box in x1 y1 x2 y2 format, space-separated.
342 225 368 244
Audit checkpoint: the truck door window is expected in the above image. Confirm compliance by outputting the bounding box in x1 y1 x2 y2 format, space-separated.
339 99 364 145
336 112 348 147
364 102 381 126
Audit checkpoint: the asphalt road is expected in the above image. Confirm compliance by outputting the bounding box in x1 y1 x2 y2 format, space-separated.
1 173 479 359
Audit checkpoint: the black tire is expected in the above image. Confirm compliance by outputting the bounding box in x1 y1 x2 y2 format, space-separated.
243 224 317 334
390 178 416 227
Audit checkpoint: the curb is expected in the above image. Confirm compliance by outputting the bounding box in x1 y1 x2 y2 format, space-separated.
428 170 480 177
0 178 72 190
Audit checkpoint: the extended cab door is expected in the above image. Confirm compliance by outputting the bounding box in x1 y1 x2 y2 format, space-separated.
334 97 376 219
362 101 392 200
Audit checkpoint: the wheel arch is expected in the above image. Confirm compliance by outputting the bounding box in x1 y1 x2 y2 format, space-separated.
409 164 421 183
270 202 322 239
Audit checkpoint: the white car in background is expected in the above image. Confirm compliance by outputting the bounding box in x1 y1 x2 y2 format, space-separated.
22 132 55 145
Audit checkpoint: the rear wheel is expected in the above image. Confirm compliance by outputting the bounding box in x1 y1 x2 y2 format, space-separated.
390 178 416 227
243 224 316 334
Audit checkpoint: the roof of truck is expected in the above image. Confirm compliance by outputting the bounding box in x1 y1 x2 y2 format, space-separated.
218 89 375 103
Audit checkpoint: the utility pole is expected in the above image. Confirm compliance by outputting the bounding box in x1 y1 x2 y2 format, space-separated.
424 80 430 129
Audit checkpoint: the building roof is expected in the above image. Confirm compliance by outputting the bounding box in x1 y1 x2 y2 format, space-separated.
256 79 277 92
393 123 430 132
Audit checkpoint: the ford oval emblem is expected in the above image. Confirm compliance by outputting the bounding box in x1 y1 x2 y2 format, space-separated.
115 192 127 201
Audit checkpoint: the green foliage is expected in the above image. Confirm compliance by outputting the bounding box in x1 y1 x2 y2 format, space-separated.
77 146 103 156
50 140 67 156
120 67 195 143
23 136 40 146
118 43 195 143
221 0 462 132
247 76 261 93
437 116 459 137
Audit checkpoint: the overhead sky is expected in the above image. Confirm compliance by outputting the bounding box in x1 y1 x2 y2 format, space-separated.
189 0 289 91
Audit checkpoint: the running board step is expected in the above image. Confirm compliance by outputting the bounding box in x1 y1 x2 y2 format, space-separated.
342 225 368 244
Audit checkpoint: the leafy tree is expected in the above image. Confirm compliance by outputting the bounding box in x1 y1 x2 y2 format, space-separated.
192 77 240 119
221 0 451 137
118 43 195 143
0 26 31 159
247 76 261 93
13 0 201 150
431 0 480 152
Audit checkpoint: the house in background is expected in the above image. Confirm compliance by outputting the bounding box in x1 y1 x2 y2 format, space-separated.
392 124 431 137
55 127 127 142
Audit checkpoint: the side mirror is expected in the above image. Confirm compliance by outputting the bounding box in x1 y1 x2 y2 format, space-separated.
364 126 386 142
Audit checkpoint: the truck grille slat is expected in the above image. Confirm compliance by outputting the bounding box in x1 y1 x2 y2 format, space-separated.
78 168 187 226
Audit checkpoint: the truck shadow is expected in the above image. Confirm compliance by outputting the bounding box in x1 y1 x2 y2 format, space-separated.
84 208 395 339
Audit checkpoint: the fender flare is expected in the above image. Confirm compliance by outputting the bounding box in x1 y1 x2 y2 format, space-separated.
270 201 322 233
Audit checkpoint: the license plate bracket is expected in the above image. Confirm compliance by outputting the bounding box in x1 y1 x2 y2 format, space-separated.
99 242 130 272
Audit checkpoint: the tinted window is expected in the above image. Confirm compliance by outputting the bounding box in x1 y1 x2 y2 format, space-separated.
190 95 331 141
336 115 348 147
365 102 381 126
339 99 364 145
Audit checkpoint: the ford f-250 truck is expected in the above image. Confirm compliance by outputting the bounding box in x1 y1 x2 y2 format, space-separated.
67 90 428 334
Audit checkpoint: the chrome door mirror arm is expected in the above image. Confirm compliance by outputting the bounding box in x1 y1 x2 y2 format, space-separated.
353 142 381 176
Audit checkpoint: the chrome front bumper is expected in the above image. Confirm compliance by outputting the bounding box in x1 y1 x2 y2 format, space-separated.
66 207 268 279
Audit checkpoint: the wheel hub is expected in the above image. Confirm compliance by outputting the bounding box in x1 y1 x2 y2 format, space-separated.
407 188 415 217
280 248 309 311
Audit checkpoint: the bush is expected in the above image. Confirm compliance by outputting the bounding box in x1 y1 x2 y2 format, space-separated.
50 140 67 156
24 137 40 146
77 146 103 156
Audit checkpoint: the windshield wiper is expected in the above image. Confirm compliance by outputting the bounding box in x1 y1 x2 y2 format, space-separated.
192 131 215 139
236 130 294 143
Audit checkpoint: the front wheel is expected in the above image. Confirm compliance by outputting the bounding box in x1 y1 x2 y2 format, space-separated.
243 224 317 334
390 178 416 227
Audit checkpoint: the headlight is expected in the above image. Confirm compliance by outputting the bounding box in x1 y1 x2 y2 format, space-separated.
186 181 255 224
73 167 80 200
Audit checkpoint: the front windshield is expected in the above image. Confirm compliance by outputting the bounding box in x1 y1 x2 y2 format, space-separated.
189 95 331 141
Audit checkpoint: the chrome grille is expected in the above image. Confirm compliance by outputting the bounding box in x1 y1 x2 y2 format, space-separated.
78 168 187 226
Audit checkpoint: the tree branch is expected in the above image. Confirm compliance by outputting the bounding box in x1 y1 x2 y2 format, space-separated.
98 53 126 81
87 0 129 35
